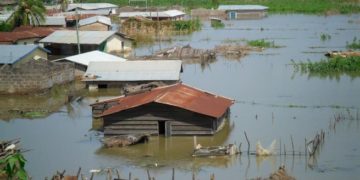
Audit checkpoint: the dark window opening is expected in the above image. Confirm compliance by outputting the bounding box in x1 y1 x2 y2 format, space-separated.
158 121 165 135
98 84 108 89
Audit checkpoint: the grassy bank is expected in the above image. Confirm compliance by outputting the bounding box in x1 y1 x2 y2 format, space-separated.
83 0 360 14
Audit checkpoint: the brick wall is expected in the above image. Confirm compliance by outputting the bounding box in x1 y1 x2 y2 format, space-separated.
0 60 75 94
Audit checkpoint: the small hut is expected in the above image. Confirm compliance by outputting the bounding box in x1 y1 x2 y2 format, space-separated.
218 5 268 20
79 16 111 31
91 83 234 136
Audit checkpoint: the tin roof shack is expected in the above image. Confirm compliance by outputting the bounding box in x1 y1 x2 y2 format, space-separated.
55 50 127 76
0 26 59 45
218 5 268 20
83 60 182 90
119 10 185 22
39 30 133 56
67 3 118 14
0 45 49 66
79 16 111 31
91 83 234 136
39 16 66 27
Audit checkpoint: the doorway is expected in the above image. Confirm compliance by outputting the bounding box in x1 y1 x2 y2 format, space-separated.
158 121 165 135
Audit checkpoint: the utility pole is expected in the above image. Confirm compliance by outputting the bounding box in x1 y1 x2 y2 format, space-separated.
75 8 81 54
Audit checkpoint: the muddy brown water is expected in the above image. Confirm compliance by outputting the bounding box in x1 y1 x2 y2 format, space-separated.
1 14 360 179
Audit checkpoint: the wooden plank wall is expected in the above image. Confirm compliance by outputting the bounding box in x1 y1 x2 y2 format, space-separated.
103 103 218 136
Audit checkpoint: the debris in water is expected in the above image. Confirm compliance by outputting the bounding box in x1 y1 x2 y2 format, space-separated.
256 140 276 156
102 134 150 148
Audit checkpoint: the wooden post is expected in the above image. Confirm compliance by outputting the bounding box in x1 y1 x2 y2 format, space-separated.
76 167 81 178
279 138 281 155
147 169 151 180
210 173 215 180
116 169 121 179
172 168 175 180
90 173 94 180
244 131 250 155
284 144 286 156
193 136 197 149
290 135 295 156
129 172 132 180
107 169 112 180
192 171 195 180
305 138 307 156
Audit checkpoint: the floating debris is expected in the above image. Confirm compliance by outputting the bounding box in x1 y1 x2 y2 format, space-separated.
325 50 360 58
255 140 276 156
192 144 240 157
102 134 150 148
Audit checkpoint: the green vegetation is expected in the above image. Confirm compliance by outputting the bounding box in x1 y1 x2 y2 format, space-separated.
22 111 47 119
247 39 278 48
292 56 360 75
173 18 201 32
211 20 225 29
346 37 360 49
9 0 46 27
320 33 331 41
0 22 13 32
0 153 28 180
83 0 360 14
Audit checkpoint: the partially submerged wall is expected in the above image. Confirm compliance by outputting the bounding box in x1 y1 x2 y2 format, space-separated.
0 60 75 94
191 8 227 20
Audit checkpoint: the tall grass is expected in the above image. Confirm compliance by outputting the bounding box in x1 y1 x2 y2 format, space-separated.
83 0 360 14
346 37 360 49
247 39 278 48
293 56 360 74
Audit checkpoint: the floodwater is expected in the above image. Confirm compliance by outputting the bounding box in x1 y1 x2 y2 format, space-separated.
1 14 360 179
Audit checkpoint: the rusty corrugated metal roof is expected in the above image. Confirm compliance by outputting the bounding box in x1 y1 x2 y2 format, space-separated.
0 26 59 43
99 83 234 118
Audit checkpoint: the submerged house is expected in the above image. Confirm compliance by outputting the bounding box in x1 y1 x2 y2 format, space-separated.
0 26 59 45
83 60 182 89
67 3 118 14
218 5 268 20
79 16 111 31
92 83 234 136
55 50 126 76
39 30 133 56
119 10 185 21
0 45 49 66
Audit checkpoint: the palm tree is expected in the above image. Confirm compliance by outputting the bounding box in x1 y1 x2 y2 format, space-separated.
10 0 46 27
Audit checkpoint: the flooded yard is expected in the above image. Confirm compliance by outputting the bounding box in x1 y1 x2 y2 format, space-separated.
1 14 360 179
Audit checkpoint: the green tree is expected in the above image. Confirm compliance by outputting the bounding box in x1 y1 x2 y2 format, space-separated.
59 0 69 12
9 0 46 27
0 153 28 180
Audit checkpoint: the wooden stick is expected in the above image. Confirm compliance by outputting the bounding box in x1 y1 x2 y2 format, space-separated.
284 144 286 156
291 135 295 156
116 169 120 179
107 169 112 180
172 168 175 180
279 138 281 155
305 138 307 156
192 171 195 180
147 169 151 180
90 173 94 180
244 131 250 155
129 172 132 180
76 167 81 178
210 173 215 180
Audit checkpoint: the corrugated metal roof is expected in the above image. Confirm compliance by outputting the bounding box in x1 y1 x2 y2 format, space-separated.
98 83 234 118
40 16 66 26
39 30 116 45
67 3 118 11
218 5 268 11
79 15 111 26
0 45 49 64
58 50 126 66
119 9 185 18
83 60 182 81
53 9 111 18
0 26 59 43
